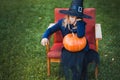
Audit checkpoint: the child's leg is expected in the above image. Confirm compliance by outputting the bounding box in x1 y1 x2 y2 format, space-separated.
71 52 85 80
81 62 88 80
71 66 81 80
63 66 72 80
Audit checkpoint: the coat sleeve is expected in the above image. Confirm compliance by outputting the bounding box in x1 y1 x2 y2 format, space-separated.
42 19 62 39
76 21 86 38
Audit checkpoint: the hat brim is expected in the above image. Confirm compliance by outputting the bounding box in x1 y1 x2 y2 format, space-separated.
59 10 92 19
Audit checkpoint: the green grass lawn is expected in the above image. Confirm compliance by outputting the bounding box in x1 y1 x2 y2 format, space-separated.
0 0 120 80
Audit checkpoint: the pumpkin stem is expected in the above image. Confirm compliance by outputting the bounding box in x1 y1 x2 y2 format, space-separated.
72 32 75 37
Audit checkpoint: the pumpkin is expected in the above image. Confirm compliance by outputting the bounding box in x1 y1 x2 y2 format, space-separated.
63 33 87 52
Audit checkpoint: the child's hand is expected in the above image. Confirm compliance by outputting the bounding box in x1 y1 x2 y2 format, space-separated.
73 19 82 26
41 38 49 46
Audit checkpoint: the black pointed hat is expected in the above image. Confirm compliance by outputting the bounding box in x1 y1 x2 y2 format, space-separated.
59 0 92 19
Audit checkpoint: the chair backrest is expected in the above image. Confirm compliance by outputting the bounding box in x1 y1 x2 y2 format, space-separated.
53 8 96 51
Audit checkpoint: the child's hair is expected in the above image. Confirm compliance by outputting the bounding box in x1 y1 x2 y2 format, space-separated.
62 15 69 28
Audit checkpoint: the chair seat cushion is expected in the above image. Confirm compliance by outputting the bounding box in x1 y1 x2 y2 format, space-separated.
47 43 63 58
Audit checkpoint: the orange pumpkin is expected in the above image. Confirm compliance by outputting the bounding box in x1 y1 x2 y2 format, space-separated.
63 33 87 52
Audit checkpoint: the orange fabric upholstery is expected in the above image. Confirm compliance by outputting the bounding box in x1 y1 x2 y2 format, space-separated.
47 43 63 58
53 8 67 43
84 8 96 51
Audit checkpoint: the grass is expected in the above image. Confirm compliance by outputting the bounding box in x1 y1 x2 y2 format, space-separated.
0 0 120 80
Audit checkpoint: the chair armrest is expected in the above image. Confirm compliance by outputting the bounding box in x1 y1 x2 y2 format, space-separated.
47 23 55 39
95 24 102 40
46 44 50 53
48 23 55 28
48 23 102 40
46 23 55 53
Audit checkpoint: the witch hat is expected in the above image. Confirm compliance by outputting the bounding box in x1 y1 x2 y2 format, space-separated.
59 0 92 19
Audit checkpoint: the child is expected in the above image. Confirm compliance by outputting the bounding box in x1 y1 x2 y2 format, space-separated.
41 0 99 80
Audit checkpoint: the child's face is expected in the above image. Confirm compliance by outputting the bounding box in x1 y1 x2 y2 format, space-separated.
69 16 77 24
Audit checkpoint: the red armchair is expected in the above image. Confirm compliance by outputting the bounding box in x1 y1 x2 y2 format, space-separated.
46 8 102 79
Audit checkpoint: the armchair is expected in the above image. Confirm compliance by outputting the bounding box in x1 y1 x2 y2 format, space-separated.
46 8 102 79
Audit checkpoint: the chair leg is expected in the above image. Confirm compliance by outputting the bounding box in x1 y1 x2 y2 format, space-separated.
95 65 98 79
47 58 50 76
